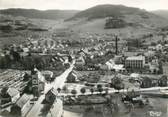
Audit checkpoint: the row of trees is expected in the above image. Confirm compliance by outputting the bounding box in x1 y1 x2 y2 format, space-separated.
57 85 109 96
59 77 124 96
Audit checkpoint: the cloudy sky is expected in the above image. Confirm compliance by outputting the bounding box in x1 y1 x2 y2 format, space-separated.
0 0 167 11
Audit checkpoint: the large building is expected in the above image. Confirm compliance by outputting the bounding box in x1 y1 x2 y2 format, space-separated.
11 94 32 117
125 56 145 70
30 68 45 97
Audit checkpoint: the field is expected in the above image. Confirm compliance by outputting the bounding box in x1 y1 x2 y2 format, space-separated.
0 11 168 48
63 96 168 117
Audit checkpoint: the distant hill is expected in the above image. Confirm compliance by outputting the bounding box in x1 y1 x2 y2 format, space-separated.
65 4 168 37
152 10 168 20
0 8 79 20
68 4 146 20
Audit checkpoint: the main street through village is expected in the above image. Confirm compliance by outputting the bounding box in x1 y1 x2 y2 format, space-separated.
26 62 74 117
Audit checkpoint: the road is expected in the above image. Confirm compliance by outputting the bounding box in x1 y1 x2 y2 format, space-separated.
26 62 74 117
58 86 168 97
44 62 74 93
26 95 45 117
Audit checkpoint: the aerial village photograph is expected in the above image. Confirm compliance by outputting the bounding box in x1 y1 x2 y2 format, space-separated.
0 0 168 117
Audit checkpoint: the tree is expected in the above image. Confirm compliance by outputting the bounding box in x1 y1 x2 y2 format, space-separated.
98 87 103 94
62 86 67 93
115 83 124 92
0 57 7 68
71 89 77 96
80 87 86 95
1 25 13 33
23 72 31 81
90 88 94 95
68 55 73 63
97 84 102 89
57 88 61 93
149 33 153 41
1 86 9 95
151 42 157 46
97 84 103 94
158 61 163 74
13 51 21 62
111 76 124 91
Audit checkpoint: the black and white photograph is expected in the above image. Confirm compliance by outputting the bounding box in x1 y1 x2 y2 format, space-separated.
0 0 168 117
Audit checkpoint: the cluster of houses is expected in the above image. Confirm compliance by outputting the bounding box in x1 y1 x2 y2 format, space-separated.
74 47 160 74
140 75 168 88
74 33 168 76
0 68 43 116
0 67 63 117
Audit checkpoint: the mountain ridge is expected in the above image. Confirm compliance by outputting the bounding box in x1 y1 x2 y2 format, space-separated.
63 4 168 37
68 4 147 20
0 8 79 20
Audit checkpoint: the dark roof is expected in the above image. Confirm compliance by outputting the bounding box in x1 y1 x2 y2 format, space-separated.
68 71 77 79
46 88 57 96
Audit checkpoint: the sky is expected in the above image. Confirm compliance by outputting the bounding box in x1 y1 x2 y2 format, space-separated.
0 0 167 11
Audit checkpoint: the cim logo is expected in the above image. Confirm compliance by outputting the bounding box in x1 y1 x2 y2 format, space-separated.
149 111 162 117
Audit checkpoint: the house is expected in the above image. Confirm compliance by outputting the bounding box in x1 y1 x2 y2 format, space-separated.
42 71 54 81
75 56 85 66
125 56 145 72
105 59 125 72
77 49 88 57
144 51 155 58
156 44 163 51
149 64 159 74
62 56 69 64
45 88 57 103
144 51 155 63
140 77 152 88
22 48 29 53
100 64 108 70
158 75 167 87
66 71 78 83
148 46 156 51
11 94 32 117
0 87 20 105
105 59 115 70
114 55 124 64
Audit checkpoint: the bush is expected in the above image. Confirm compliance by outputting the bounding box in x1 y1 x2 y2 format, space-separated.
80 87 86 94
71 89 77 95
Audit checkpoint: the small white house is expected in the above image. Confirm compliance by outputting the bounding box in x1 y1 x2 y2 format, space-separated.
0 87 20 105
156 44 163 51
